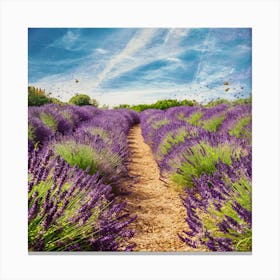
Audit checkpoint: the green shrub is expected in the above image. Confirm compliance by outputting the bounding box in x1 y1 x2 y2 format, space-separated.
49 97 65 105
87 127 110 141
205 99 230 108
113 104 131 109
170 142 235 190
201 177 252 251
28 86 51 106
188 111 203 126
203 114 226 132
54 141 121 177
151 119 170 130
40 113 57 131
28 179 102 251
54 142 99 175
157 129 187 158
115 99 198 112
28 123 35 141
69 94 98 107
229 116 251 138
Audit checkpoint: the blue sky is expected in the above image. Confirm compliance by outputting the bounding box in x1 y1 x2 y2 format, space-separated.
28 28 252 106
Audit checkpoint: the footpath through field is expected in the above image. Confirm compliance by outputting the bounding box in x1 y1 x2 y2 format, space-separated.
123 124 195 252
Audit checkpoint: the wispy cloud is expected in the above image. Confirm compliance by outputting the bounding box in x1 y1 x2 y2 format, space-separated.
48 30 81 51
95 48 108 54
91 29 157 88
29 28 252 106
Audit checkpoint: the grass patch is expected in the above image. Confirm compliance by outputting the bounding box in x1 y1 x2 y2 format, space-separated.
88 127 110 141
229 116 251 138
54 142 99 175
54 141 122 177
40 113 57 132
28 179 103 251
201 176 252 251
151 119 170 130
203 114 226 132
157 129 187 158
188 111 203 126
28 123 35 141
170 142 234 191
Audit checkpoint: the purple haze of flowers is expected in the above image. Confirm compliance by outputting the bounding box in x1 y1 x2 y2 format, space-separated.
139 102 252 251
28 147 136 251
200 104 229 121
218 104 251 134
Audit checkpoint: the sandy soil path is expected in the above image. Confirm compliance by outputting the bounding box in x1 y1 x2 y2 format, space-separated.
122 124 195 252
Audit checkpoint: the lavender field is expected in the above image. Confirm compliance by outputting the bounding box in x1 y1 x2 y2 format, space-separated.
28 101 252 252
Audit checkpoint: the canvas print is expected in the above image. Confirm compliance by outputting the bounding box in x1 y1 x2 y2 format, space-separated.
28 28 252 252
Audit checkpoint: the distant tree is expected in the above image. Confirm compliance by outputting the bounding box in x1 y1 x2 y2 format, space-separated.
101 104 109 109
49 97 65 105
90 98 99 107
28 86 51 106
180 99 197 106
69 94 99 107
113 104 131 109
69 94 91 106
205 98 230 107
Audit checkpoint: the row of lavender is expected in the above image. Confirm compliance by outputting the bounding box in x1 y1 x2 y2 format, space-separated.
140 103 252 251
28 104 139 251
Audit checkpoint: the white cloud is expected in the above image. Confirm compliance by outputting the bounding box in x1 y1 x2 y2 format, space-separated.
89 28 191 89
166 57 181 63
164 28 190 44
95 48 107 54
91 29 157 88
48 30 80 50
196 64 235 85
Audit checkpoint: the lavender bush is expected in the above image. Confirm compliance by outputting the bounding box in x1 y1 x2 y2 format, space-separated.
28 148 136 251
140 102 252 251
28 105 139 251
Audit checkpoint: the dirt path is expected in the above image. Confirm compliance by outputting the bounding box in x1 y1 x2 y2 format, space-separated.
123 124 195 252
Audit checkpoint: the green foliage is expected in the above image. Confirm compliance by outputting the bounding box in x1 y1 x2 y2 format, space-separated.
170 142 234 191
87 127 110 141
28 179 103 251
202 114 226 132
40 113 57 131
28 123 35 141
101 104 109 109
205 99 230 108
205 97 252 107
232 96 252 105
54 142 99 175
113 98 251 111
54 141 121 178
200 177 252 251
180 99 198 106
229 116 251 138
114 99 198 112
90 98 99 107
158 129 187 158
114 104 131 109
187 111 203 126
49 97 65 105
69 94 98 107
28 86 51 106
151 119 170 130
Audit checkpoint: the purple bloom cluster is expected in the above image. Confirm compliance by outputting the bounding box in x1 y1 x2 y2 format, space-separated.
200 103 229 121
218 104 251 134
140 103 252 251
28 104 103 149
28 147 137 251
179 156 252 251
28 105 140 251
